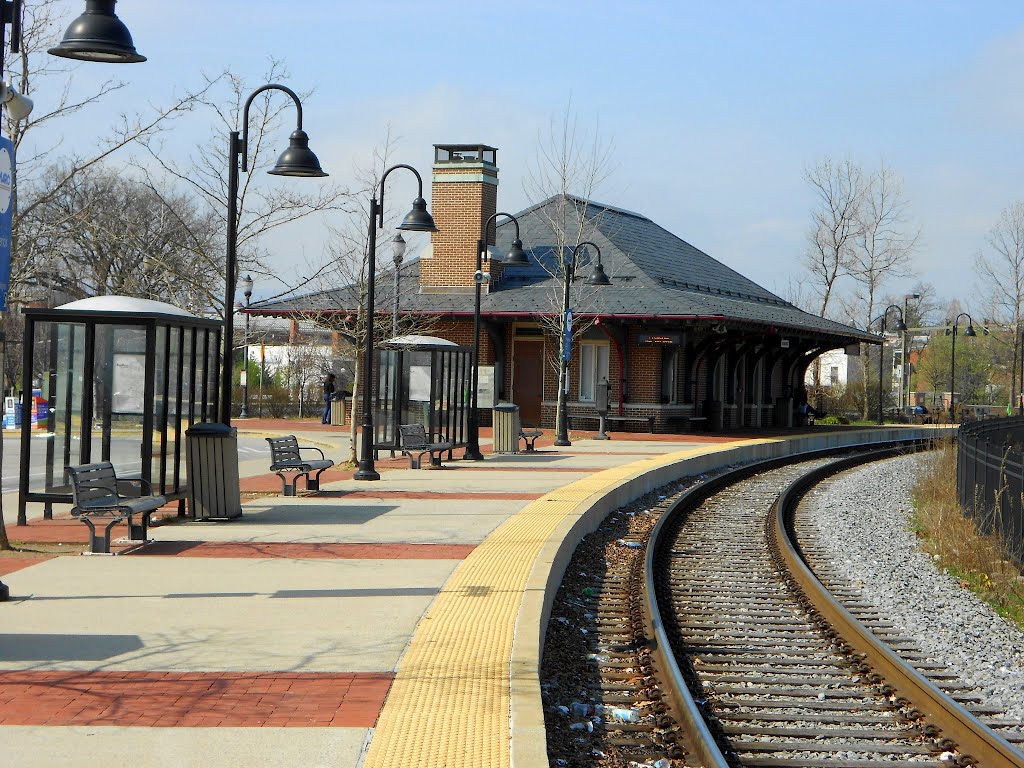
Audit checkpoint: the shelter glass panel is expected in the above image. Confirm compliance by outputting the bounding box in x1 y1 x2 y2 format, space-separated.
32 322 86 494
162 326 181 493
93 324 147 476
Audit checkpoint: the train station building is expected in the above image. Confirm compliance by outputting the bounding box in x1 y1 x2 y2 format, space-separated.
251 143 875 432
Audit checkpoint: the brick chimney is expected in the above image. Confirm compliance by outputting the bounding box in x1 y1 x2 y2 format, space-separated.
419 144 498 293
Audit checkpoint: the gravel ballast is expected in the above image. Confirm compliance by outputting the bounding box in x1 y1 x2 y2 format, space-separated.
800 452 1024 719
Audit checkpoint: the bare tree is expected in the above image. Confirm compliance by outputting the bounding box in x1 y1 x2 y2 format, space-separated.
975 201 1024 407
802 157 865 392
19 166 219 308
523 103 617 435
5 1 222 306
135 60 352 319
803 157 865 319
845 163 919 417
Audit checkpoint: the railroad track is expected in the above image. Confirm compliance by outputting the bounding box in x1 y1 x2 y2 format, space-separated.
542 443 1024 768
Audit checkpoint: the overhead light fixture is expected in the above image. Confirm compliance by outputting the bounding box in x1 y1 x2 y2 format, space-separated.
1 81 32 121
48 0 146 63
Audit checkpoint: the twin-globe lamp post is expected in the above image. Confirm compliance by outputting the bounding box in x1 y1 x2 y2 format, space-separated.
354 165 437 481
876 304 906 425
391 233 406 340
463 212 528 461
0 0 145 604
220 84 327 426
948 312 980 423
554 240 611 447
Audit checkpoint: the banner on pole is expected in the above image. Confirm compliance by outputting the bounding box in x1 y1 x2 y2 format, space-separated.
562 308 573 361
0 136 13 311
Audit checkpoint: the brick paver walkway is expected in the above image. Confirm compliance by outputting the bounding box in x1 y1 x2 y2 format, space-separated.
0 671 393 727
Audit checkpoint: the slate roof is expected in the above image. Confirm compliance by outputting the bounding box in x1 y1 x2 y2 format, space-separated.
252 194 876 344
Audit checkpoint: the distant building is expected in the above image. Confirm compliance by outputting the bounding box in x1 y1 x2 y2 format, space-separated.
252 143 875 431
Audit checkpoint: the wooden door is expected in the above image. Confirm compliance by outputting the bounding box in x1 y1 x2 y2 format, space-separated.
513 339 544 426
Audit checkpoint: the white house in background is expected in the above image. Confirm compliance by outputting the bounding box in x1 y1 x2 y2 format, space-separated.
805 347 862 389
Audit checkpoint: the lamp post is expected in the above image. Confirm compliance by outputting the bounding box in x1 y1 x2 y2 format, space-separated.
948 312 977 423
876 304 906 425
464 212 527 461
354 164 437 481
221 84 327 426
239 275 253 418
554 241 612 447
391 233 405 340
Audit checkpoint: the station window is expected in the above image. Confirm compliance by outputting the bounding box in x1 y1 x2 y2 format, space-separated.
579 342 609 402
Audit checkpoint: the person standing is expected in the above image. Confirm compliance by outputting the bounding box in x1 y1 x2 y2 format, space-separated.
322 373 336 424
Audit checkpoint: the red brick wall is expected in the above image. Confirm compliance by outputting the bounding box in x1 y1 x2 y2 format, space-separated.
422 166 498 289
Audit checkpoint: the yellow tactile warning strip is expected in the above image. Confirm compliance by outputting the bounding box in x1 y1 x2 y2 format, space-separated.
362 438 768 768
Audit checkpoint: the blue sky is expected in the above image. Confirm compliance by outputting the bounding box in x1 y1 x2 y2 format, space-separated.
35 1 1024 313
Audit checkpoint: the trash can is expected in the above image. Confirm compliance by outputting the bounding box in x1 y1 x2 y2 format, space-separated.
492 402 520 454
185 422 242 520
330 396 347 426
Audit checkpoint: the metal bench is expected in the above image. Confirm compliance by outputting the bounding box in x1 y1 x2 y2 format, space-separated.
399 424 454 469
570 414 655 433
67 462 167 554
519 426 543 452
266 435 335 496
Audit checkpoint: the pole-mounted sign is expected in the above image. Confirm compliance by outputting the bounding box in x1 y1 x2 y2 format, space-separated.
563 308 573 361
0 135 11 311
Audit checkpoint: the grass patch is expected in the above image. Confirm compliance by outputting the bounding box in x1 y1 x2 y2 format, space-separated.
911 439 1024 629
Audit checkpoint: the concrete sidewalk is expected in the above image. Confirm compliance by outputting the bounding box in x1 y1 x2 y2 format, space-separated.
0 419 738 767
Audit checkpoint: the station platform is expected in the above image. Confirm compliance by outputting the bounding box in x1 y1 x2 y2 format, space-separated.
0 420 944 767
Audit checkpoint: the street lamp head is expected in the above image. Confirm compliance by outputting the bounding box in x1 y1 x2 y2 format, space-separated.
503 237 529 265
893 318 907 332
398 197 437 232
267 129 328 177
241 274 253 299
964 324 977 338
48 0 146 63
391 233 407 265
587 252 612 286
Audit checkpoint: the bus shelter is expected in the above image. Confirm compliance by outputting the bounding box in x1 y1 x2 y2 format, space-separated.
17 296 222 524
374 335 472 455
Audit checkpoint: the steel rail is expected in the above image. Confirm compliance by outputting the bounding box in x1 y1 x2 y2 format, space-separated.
642 439 923 768
771 448 1024 768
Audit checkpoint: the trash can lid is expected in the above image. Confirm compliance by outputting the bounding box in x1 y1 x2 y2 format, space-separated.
493 402 518 412
186 421 237 437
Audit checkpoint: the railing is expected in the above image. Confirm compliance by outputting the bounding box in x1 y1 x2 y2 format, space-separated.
956 416 1024 562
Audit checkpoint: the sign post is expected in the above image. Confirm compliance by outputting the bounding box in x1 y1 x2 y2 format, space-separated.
0 135 13 311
